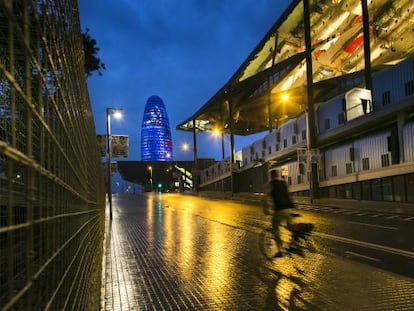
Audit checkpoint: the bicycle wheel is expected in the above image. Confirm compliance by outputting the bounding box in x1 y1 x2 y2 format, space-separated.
259 227 278 260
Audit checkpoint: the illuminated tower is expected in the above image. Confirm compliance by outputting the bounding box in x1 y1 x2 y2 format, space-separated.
141 95 173 161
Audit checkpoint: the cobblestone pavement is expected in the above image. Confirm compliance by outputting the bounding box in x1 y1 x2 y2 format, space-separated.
101 193 414 310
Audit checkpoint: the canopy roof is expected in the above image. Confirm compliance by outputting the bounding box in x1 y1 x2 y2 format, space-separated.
177 0 414 135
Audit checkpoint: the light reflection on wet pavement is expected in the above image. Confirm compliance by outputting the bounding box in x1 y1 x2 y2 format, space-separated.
102 193 414 310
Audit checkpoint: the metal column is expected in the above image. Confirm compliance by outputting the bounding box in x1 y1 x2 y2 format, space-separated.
303 0 319 200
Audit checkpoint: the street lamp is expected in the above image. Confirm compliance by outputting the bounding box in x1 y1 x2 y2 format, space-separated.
148 166 153 192
181 142 190 152
281 91 318 200
181 142 197 191
106 107 123 220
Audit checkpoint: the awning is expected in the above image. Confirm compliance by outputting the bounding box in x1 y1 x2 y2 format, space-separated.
177 0 414 136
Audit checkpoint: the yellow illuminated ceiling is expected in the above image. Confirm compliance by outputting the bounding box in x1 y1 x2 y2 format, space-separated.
177 0 414 135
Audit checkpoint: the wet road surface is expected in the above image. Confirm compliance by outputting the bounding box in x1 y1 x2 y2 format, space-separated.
102 193 414 310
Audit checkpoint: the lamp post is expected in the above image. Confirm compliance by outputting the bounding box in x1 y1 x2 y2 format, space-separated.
106 107 123 220
148 166 153 192
181 142 196 191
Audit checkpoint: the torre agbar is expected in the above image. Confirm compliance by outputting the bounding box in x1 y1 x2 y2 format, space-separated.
141 95 173 161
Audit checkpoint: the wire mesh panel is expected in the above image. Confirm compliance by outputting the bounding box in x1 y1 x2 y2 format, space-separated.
0 1 105 310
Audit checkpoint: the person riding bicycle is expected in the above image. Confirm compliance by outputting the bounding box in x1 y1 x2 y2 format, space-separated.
266 169 295 256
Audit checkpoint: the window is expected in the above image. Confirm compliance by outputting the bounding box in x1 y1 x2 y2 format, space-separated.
381 154 390 167
287 176 292 185
299 163 305 175
261 150 265 158
338 113 345 124
319 168 326 181
324 119 331 130
293 122 299 134
382 90 391 106
362 157 370 170
283 139 287 148
268 146 271 155
276 144 280 151
301 130 306 140
372 179 382 200
331 165 337 177
346 162 353 174
297 175 302 184
404 80 414 96
382 177 393 201
292 135 297 144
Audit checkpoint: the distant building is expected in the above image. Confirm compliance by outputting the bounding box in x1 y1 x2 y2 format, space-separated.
141 95 173 161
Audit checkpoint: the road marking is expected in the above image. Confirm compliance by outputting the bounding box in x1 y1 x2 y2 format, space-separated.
344 211 359 215
345 251 381 262
348 221 398 230
369 214 384 218
315 231 414 259
385 215 399 219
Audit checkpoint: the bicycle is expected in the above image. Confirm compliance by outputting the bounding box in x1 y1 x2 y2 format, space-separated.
260 203 314 260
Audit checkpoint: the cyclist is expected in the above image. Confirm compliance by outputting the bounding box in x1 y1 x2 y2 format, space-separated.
266 169 295 257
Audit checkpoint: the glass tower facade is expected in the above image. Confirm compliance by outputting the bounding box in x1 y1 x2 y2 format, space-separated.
141 95 173 161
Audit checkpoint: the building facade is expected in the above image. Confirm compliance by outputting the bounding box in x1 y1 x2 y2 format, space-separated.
141 95 173 161
177 0 414 205
198 57 414 204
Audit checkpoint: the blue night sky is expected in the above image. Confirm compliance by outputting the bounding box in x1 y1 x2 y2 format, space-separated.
78 0 292 161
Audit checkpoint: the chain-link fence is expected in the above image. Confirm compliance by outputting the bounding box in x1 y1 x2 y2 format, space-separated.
0 1 105 309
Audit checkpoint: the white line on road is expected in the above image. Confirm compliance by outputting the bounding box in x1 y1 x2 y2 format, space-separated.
348 221 398 230
385 215 399 219
315 231 414 259
345 251 381 262
369 214 384 218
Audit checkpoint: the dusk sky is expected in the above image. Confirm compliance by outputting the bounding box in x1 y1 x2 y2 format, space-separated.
77 0 292 161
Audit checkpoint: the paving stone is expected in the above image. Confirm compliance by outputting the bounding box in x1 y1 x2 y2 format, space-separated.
101 194 414 310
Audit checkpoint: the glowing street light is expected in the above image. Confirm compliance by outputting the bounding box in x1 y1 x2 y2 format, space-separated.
211 127 226 160
281 93 289 102
106 107 123 220
181 142 190 152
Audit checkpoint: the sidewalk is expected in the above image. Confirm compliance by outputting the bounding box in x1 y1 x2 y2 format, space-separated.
101 193 414 310
195 191 414 216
